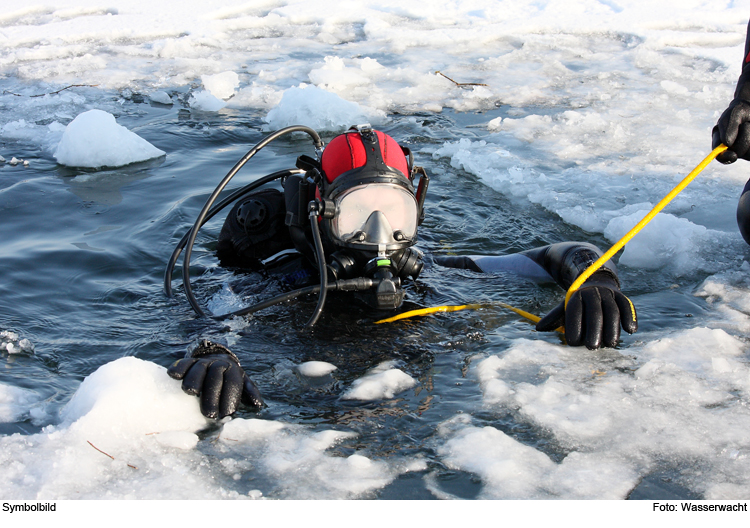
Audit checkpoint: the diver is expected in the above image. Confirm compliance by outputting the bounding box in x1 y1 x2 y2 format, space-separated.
165 125 638 419
713 19 750 244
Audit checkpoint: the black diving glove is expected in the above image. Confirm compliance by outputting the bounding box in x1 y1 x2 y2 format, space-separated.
713 26 750 164
713 98 750 164
535 270 638 350
167 340 264 419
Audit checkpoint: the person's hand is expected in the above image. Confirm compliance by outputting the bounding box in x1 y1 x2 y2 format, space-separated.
713 63 750 164
713 99 750 164
168 340 264 418
536 271 637 349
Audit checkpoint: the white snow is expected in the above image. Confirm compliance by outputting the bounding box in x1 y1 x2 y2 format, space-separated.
201 71 240 100
188 90 227 112
264 84 386 131
219 419 401 498
59 357 209 438
342 361 417 400
53 109 165 168
0 383 43 423
438 415 639 499
296 361 337 377
603 209 712 273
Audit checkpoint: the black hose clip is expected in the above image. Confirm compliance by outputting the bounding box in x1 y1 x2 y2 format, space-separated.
309 198 335 219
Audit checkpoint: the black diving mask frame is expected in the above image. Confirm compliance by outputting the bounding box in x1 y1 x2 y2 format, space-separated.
318 125 420 254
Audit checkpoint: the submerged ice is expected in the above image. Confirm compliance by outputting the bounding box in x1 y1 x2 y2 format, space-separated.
1 0 750 500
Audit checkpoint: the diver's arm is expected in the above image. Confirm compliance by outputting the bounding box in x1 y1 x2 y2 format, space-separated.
711 19 750 244
435 253 555 281
518 241 618 289
713 19 750 165
714 19 750 244
167 340 264 419
436 242 637 349
434 241 616 285
527 242 637 349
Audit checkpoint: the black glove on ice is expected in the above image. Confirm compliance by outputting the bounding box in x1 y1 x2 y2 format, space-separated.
168 340 264 419
536 271 638 350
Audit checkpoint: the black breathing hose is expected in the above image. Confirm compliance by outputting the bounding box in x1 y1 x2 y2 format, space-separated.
209 201 333 325
305 204 328 328
163 168 300 297
176 126 323 318
212 277 378 321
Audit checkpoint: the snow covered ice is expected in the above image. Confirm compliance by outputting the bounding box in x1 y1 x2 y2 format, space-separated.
188 90 227 112
1 0 750 503
201 71 240 100
296 360 337 377
264 84 387 131
53 109 165 168
342 361 417 401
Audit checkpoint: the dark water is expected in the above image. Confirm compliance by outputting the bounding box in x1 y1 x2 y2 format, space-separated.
0 99 705 498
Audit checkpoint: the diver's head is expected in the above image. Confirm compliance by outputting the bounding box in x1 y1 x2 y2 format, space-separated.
316 125 426 309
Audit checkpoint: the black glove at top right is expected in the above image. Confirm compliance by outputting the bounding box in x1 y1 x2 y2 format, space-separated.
713 20 750 164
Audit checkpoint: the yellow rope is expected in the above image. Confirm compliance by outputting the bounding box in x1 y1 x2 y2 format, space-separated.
374 301 564 333
375 303 484 323
564 144 728 307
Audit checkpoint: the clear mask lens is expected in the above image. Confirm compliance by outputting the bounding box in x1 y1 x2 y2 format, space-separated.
331 184 418 245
